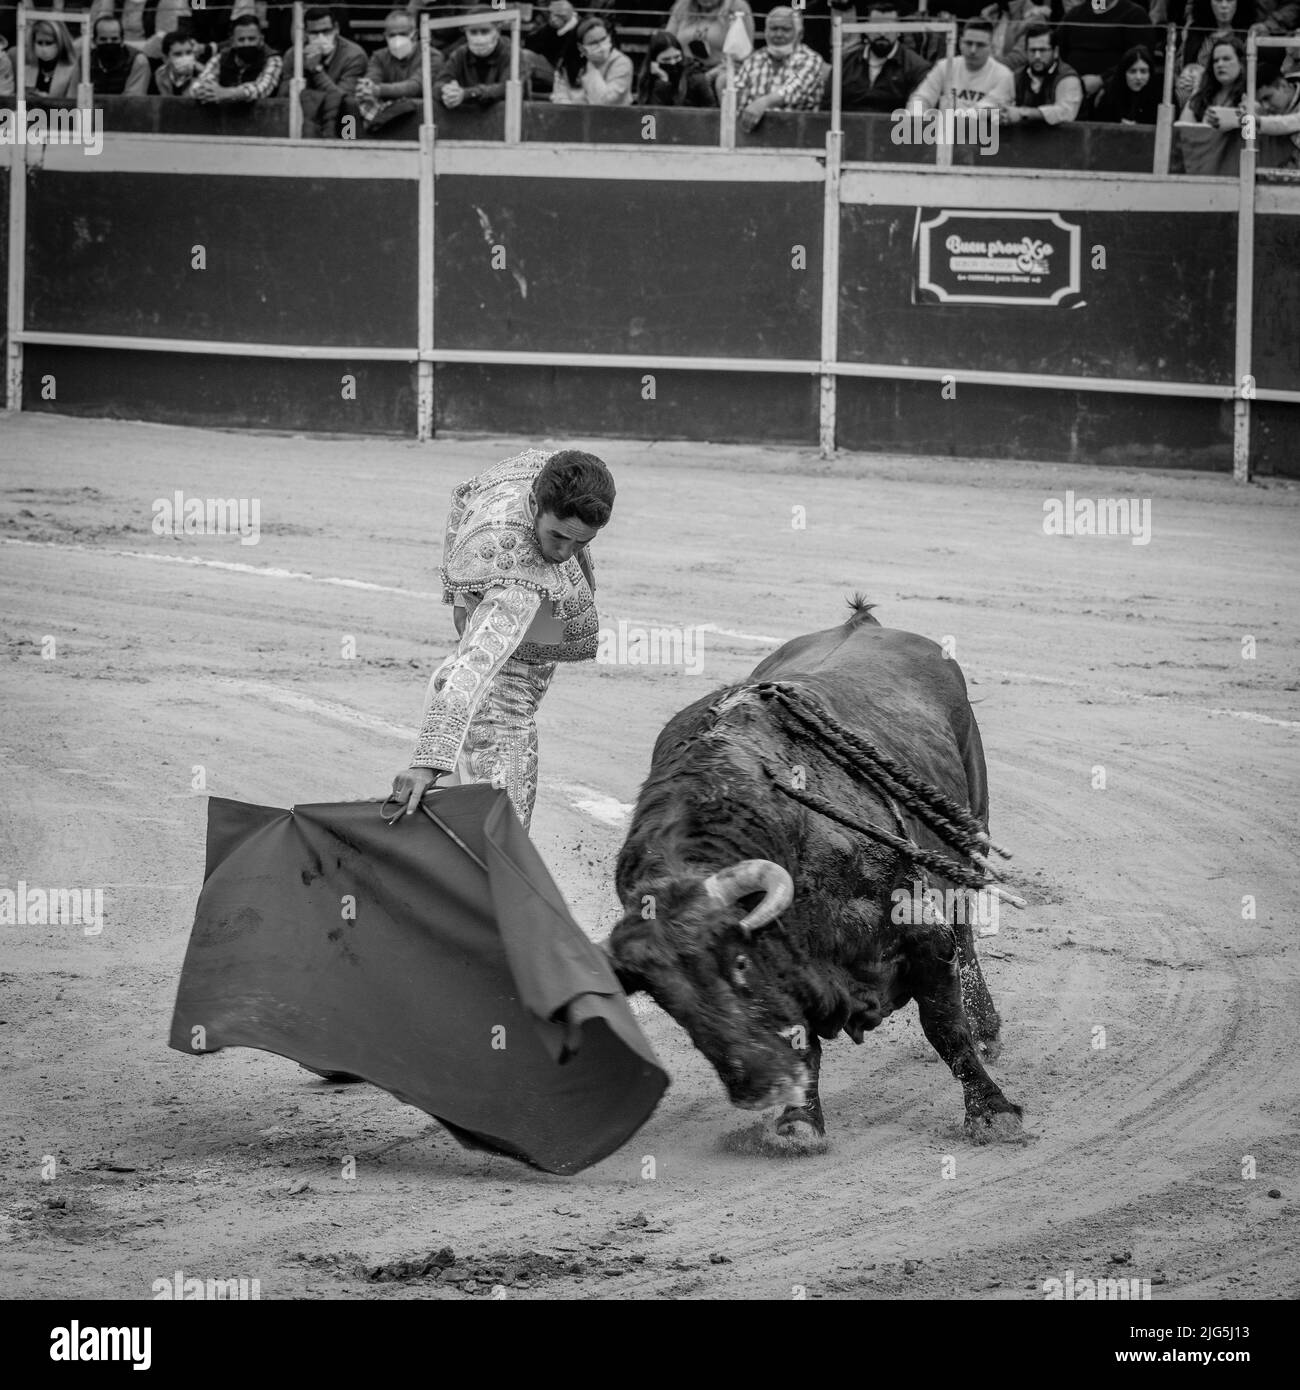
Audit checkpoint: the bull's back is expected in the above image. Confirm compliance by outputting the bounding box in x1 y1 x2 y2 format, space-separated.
751 619 988 831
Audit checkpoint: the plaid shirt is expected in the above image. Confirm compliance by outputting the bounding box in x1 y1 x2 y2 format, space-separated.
735 44 825 111
192 50 283 103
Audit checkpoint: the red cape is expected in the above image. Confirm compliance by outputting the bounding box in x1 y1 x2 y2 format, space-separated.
169 786 668 1175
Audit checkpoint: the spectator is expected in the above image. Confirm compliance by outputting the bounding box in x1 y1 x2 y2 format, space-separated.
26 18 79 97
989 0 1055 73
1175 0 1256 106
192 13 282 106
667 0 756 75
1179 32 1245 118
152 28 203 94
89 13 151 94
525 0 582 96
1248 63 1300 166
734 7 826 129
1003 21 1084 121
550 16 632 104
826 0 932 112
909 17 1015 108
1058 0 1158 103
635 28 719 105
1088 41 1160 118
357 8 430 135
438 7 519 112
0 38 11 97
142 3 196 63
299 5 366 138
1252 0 1300 36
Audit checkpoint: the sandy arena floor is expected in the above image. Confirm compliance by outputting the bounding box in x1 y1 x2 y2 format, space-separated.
0 413 1297 1300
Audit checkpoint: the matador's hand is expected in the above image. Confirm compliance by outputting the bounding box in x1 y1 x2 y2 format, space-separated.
391 766 446 817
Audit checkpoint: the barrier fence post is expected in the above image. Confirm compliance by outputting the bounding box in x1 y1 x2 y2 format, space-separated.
421 14 434 128
505 11 523 143
7 4 31 412
936 24 955 169
418 120 435 442
289 2 305 141
820 125 843 458
720 55 737 149
1153 23 1176 176
77 4 92 112
830 15 843 138
1232 34 1260 483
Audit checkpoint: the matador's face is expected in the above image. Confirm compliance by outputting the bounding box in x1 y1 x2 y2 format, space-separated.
533 507 599 565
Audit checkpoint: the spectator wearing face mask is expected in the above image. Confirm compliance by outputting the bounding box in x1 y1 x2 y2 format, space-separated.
439 8 523 110
192 13 282 105
356 9 431 135
26 18 79 98
635 28 719 105
734 7 826 130
550 17 632 104
90 14 152 94
153 28 203 94
823 0 931 112
299 5 367 138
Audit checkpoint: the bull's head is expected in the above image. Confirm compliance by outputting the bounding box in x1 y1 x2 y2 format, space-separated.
609 859 808 1111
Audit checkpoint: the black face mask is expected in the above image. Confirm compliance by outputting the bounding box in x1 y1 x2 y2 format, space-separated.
97 40 125 57
869 38 894 56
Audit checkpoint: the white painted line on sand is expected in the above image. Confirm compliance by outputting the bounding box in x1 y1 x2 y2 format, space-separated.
991 670 1299 730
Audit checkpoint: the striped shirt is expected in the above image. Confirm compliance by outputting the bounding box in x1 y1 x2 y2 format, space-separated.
735 44 826 111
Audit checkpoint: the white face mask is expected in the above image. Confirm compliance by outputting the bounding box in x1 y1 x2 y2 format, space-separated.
387 33 414 59
315 32 337 56
466 32 498 57
767 41 795 59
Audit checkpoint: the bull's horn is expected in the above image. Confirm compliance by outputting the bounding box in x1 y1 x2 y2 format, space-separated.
703 859 795 934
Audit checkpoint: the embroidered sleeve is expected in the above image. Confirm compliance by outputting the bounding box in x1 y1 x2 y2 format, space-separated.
441 479 475 604
410 585 543 771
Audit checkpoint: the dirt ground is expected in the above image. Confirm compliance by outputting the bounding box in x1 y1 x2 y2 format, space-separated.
1 413 1297 1301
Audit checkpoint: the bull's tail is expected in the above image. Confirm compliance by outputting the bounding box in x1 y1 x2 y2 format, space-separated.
844 593 879 628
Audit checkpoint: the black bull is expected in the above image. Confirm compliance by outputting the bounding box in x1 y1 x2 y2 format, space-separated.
609 602 1023 1143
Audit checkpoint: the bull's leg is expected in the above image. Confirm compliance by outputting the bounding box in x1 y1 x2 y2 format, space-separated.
776 1033 824 1139
909 941 1021 1134
953 913 1002 1057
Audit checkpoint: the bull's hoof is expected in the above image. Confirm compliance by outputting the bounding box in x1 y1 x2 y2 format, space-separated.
719 1119 831 1158
964 1105 1031 1146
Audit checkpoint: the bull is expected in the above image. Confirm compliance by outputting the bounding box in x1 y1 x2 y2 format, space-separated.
609 600 1024 1146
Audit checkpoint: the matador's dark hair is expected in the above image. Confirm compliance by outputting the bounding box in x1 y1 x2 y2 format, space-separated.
535 451 616 529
